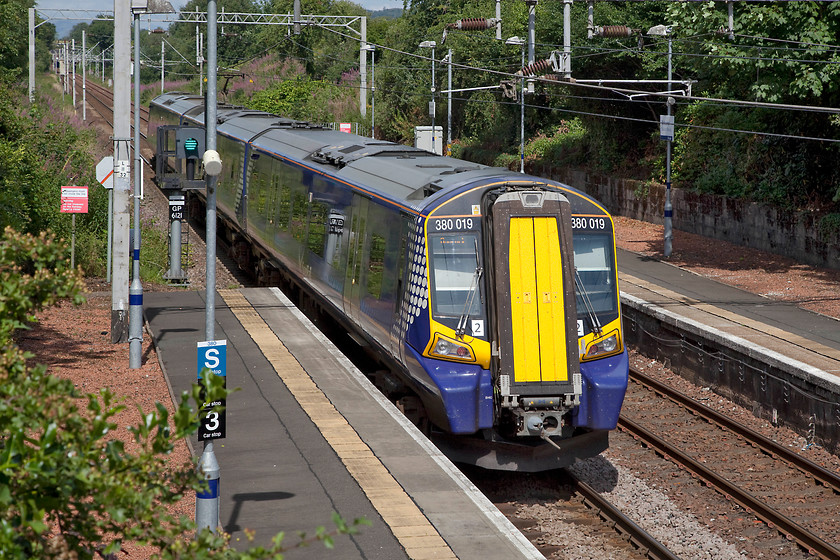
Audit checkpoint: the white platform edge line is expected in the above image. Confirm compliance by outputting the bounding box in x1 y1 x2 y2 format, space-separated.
267 288 544 560
620 291 840 390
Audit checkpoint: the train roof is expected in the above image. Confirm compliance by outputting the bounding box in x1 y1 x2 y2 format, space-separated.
150 93 608 215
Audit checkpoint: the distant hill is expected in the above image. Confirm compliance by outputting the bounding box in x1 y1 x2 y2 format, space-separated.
368 8 402 19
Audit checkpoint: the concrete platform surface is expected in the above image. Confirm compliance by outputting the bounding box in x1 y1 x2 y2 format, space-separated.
145 288 542 560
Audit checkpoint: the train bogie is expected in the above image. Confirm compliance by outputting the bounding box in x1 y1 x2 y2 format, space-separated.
149 93 629 472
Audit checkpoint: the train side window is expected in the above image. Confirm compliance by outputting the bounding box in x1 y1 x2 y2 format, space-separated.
290 187 308 243
394 216 411 312
367 233 386 298
308 200 329 257
267 175 280 227
277 183 291 231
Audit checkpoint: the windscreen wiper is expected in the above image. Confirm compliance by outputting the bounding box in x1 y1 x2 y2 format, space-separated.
574 268 602 335
456 239 483 338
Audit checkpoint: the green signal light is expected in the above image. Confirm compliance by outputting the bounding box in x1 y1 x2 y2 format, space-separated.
184 137 199 159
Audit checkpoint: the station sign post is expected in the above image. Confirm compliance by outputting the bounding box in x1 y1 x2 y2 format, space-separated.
196 339 227 440
60 186 88 269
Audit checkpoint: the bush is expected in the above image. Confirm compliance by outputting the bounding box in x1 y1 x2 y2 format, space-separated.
0 228 366 559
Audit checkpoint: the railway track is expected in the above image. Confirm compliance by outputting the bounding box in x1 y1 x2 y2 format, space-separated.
464 465 683 560
79 79 149 141
622 366 840 560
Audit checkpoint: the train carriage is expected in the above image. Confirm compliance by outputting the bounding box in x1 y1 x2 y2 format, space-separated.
149 93 629 472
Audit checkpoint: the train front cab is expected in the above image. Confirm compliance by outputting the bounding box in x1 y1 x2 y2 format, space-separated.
419 183 627 471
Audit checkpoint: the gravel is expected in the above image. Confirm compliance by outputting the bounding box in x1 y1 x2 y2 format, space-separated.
569 457 749 560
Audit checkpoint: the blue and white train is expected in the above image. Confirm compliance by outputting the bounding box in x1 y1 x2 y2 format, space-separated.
149 93 628 471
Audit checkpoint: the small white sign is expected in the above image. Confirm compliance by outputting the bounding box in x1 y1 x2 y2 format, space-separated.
660 114 675 141
471 319 485 337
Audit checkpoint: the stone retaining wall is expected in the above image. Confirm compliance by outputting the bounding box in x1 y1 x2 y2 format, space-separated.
535 166 840 270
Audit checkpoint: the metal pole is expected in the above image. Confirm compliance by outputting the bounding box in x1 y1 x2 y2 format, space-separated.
520 44 525 174
129 12 144 369
495 0 501 40
82 31 87 121
664 35 673 258
63 42 67 95
447 49 452 155
198 30 204 97
28 8 35 103
563 0 572 78
431 46 435 155
72 39 76 109
161 39 165 94
360 17 367 117
527 0 536 94
165 192 185 280
370 49 376 138
197 0 220 536
112 0 131 343
107 188 112 283
71 214 76 269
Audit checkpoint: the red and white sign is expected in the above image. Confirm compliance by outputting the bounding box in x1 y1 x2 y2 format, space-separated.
60 186 89 214
339 122 352 133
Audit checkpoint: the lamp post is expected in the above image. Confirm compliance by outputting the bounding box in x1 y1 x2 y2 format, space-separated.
648 24 674 257
362 44 376 138
129 0 175 369
445 49 452 156
506 36 526 174
419 40 437 154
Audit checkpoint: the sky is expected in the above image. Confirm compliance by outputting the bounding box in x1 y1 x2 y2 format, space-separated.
35 0 404 37
34 1 403 13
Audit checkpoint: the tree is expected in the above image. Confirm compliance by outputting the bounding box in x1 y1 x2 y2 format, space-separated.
0 0 34 78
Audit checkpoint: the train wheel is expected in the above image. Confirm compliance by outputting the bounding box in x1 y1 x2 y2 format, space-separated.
396 396 431 437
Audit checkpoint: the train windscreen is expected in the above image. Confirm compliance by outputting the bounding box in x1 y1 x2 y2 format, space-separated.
573 233 619 323
429 233 483 317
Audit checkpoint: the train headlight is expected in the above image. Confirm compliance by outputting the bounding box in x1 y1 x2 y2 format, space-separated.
583 330 621 360
429 334 475 363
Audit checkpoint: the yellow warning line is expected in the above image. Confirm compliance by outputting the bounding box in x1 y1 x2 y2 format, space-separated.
219 290 457 560
620 273 840 361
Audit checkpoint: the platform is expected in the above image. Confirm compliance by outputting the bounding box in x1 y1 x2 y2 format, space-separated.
144 288 542 560
617 248 840 452
618 248 840 379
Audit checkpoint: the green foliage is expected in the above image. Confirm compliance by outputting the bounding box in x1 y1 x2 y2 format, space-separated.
0 228 84 344
0 0 33 79
250 75 360 123
0 79 109 273
0 228 366 559
817 213 840 241
139 216 172 285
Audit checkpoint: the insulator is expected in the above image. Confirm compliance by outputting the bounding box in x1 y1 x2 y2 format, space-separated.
538 74 576 83
517 58 552 77
455 18 495 31
598 25 634 38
